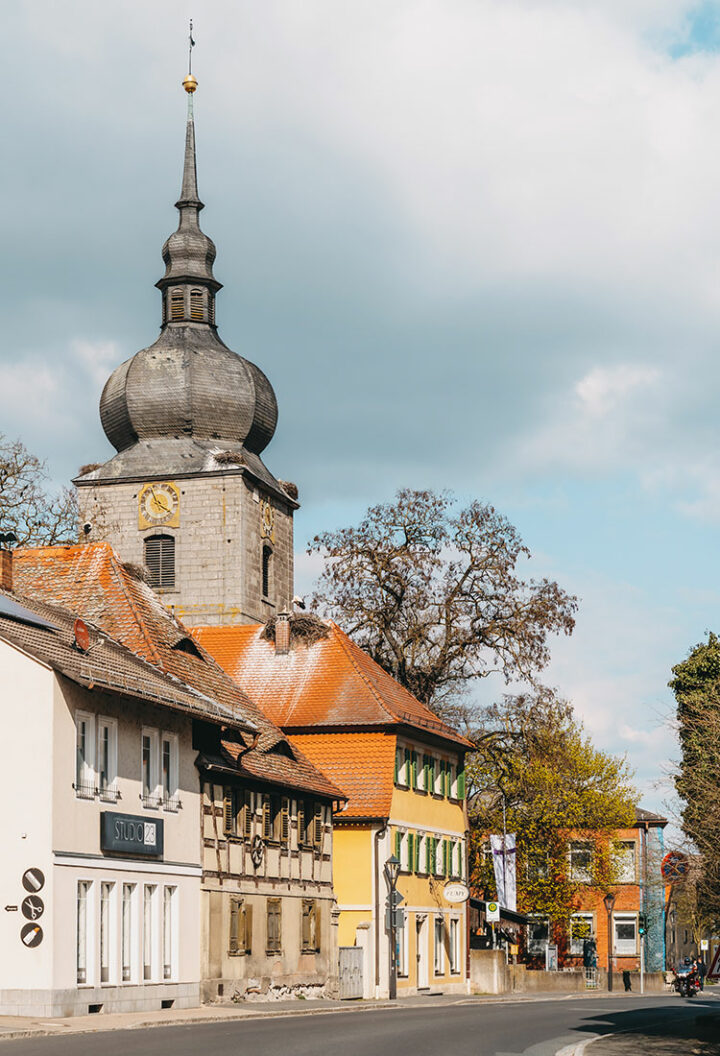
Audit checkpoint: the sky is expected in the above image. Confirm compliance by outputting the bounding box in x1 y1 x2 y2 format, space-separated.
4 0 720 828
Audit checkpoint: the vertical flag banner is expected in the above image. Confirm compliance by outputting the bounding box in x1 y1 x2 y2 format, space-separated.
490 833 517 912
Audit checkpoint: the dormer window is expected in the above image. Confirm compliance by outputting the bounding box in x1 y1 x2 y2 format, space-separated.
190 288 204 321
170 288 184 321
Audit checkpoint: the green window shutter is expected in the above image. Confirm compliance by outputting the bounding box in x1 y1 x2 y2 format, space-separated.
407 833 415 873
426 837 433 874
430 757 436 793
410 751 417 788
445 762 452 797
404 748 411 785
443 839 450 877
394 747 401 784
394 829 402 861
457 764 466 800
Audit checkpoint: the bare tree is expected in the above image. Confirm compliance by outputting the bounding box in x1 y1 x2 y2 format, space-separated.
0 434 78 546
309 489 577 715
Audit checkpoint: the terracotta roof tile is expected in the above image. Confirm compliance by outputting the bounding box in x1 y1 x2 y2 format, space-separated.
289 732 396 819
194 620 471 747
13 544 342 801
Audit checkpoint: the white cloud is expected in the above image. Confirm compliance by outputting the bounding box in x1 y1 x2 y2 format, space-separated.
576 365 661 419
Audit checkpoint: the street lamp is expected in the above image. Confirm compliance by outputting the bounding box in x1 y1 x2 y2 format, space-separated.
603 892 616 992
384 854 401 1000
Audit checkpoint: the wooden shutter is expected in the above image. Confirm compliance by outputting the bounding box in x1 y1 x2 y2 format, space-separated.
407 833 414 873
297 801 305 845
144 534 175 590
313 803 323 847
301 900 311 950
410 751 417 787
457 763 465 800
404 748 411 785
425 836 433 874
313 901 321 952
229 898 240 954
267 898 281 952
223 788 236 835
242 790 253 837
190 288 204 321
443 839 450 877
394 747 401 784
262 795 272 839
281 798 290 844
394 829 402 862
243 903 253 954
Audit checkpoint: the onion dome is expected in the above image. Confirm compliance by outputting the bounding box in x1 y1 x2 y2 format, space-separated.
96 76 280 477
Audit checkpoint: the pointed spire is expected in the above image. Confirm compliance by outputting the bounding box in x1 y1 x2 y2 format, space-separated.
179 73 201 208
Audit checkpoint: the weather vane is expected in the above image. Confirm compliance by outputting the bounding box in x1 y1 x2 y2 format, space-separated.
184 20 198 95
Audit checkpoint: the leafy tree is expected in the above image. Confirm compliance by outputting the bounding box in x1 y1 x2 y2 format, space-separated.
669 634 720 920
0 434 77 546
468 690 636 945
309 489 577 715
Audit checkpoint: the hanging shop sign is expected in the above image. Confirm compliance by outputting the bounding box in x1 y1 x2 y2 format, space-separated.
443 882 470 904
100 812 164 857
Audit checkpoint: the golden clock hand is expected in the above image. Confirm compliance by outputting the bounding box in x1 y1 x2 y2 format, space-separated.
150 487 170 513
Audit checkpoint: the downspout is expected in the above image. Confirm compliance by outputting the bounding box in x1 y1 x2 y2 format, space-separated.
374 822 388 990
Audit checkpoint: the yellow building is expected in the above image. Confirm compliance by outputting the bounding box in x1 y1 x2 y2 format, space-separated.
195 613 472 998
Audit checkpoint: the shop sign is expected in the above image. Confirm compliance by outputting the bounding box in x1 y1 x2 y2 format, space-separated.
443 882 470 904
100 812 164 857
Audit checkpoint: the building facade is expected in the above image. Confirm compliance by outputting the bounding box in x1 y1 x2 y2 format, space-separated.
75 75 296 627
194 614 473 998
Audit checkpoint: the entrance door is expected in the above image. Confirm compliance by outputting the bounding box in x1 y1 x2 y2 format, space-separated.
416 916 429 989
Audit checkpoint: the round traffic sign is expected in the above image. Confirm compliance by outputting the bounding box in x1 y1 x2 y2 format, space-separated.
20 923 43 948
22 868 45 893
21 896 44 921
661 851 689 882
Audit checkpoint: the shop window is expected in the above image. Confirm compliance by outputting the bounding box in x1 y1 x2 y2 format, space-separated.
100 882 114 983
434 915 445 975
77 880 92 984
449 917 461 973
122 884 135 982
163 886 176 979
143 884 157 980
614 914 637 956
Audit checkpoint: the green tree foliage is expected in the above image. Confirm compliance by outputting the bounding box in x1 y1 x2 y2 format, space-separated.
468 691 636 935
669 634 720 921
309 489 577 716
0 434 77 546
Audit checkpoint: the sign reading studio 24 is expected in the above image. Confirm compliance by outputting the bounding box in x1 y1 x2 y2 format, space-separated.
101 812 164 857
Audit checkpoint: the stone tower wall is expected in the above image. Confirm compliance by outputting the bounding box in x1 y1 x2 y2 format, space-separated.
77 472 294 627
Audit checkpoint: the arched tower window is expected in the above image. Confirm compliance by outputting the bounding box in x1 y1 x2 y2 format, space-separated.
262 545 272 599
189 288 204 321
145 534 176 590
170 288 184 321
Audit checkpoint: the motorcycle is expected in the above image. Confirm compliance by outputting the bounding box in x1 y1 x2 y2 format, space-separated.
673 968 701 998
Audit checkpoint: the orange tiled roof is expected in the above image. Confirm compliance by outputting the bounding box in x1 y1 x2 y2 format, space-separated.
193 621 470 747
13 544 343 801
290 732 396 819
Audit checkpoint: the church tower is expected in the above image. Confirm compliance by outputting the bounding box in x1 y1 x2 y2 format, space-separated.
76 74 297 627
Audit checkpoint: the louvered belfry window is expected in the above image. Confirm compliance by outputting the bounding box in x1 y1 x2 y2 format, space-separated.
145 534 175 590
170 288 184 320
190 287 204 321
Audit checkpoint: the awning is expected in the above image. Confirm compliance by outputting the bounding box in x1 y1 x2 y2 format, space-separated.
470 897 528 927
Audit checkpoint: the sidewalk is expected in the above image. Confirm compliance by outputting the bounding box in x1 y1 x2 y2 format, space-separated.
0 989 667 1043
560 994 720 1056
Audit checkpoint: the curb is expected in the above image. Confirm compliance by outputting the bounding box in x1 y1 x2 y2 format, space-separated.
555 1037 605 1056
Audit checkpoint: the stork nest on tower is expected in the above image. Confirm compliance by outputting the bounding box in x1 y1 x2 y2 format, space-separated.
261 612 329 646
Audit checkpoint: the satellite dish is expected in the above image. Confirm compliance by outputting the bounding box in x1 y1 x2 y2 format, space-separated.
74 619 90 653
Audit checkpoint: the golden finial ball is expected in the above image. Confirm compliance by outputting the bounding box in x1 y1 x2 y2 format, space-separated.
183 74 198 93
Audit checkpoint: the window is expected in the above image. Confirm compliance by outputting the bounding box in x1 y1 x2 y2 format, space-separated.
448 763 457 798
189 287 204 321
122 884 135 982
100 882 114 983
614 841 636 883
301 899 320 953
398 910 409 976
569 841 594 882
449 918 460 974
229 897 253 955
142 728 161 807
143 885 156 980
298 800 314 847
170 287 184 320
266 898 282 954
145 534 175 590
161 733 179 809
425 836 435 875
435 760 446 797
527 853 549 880
262 545 272 598
614 914 637 956
416 834 425 874
424 755 435 794
413 751 423 791
394 829 405 867
75 711 96 799
569 913 594 956
281 798 291 844
163 886 176 980
77 880 91 984
394 746 405 786
97 717 118 801
434 915 445 975
313 803 324 849
527 917 549 954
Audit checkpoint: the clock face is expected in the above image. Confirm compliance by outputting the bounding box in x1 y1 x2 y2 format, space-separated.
138 482 180 529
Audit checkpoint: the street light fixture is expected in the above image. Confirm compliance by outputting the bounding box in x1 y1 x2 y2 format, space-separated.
603 892 616 992
384 854 401 1000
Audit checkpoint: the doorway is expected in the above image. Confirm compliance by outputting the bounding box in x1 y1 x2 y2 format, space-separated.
416 915 429 990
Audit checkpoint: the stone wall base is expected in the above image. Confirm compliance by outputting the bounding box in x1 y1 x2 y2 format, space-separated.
0 982 200 1018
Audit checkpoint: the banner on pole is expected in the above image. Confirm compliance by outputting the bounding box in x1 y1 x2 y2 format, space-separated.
490 833 517 911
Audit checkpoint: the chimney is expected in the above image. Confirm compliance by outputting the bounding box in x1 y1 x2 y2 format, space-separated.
0 550 12 592
275 611 291 655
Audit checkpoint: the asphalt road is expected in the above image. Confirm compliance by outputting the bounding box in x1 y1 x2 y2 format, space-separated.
2 995 718 1056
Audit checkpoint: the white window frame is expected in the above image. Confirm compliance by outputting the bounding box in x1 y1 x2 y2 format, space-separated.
434 835 444 877
161 732 180 810
613 913 638 956
75 710 96 799
99 880 116 984
613 840 637 883
434 759 445 796
398 910 409 976
163 885 177 980
97 716 118 802
76 879 94 986
414 750 424 792
433 914 445 976
449 917 461 974
143 884 158 981
142 727 161 808
121 882 137 984
569 841 594 882
569 912 594 956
